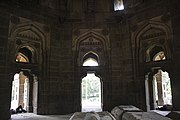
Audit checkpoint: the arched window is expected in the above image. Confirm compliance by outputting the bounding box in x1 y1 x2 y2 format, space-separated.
114 0 124 11
16 53 29 63
146 46 166 62
83 58 99 66
82 52 99 66
15 47 32 63
153 51 166 61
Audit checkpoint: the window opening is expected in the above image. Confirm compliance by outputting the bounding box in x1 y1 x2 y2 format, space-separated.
153 51 166 61
83 58 99 66
146 46 166 62
15 47 32 63
114 0 124 11
16 53 29 63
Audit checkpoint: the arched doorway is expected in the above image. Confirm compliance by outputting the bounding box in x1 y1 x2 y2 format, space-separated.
10 72 29 112
8 19 49 116
145 50 173 111
73 29 110 112
153 70 172 109
10 46 38 114
81 55 102 112
81 72 102 112
11 72 28 110
10 70 38 114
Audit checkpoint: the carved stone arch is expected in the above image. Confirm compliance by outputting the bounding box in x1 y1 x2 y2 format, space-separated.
8 21 48 65
9 22 46 41
73 29 110 67
72 30 110 51
82 51 99 66
135 20 172 40
83 51 99 59
134 20 172 63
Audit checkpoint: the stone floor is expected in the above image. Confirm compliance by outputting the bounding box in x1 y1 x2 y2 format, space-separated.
152 110 171 116
11 113 72 120
10 110 176 120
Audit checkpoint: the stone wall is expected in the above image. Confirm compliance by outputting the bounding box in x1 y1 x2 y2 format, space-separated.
0 0 180 119
0 6 11 119
170 1 180 111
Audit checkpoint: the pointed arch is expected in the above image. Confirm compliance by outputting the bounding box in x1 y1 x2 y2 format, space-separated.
83 51 99 64
135 20 172 41
72 30 110 51
83 58 99 66
134 20 172 63
9 22 46 42
8 19 49 65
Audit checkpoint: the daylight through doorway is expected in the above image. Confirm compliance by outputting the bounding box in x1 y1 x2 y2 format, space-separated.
11 72 29 112
153 70 172 109
81 73 102 112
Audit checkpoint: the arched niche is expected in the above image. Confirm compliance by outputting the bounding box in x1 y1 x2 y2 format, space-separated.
8 21 48 65
134 20 172 64
72 29 111 112
7 16 49 115
131 18 173 111
72 29 110 66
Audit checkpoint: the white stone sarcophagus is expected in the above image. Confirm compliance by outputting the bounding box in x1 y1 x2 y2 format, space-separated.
111 105 143 120
122 111 172 120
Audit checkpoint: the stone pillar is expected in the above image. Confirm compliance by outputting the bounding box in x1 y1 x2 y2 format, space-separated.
24 78 29 111
18 72 25 107
152 77 158 109
145 74 150 111
27 75 33 112
33 75 38 114
156 71 164 106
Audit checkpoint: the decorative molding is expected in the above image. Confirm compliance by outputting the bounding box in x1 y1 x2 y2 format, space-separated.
72 29 110 51
8 15 50 69
140 31 165 40
131 16 173 66
17 30 41 41
80 37 101 46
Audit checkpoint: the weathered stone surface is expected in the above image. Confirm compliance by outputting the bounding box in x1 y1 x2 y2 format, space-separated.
122 112 172 120
69 112 116 120
111 105 143 120
0 1 180 119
